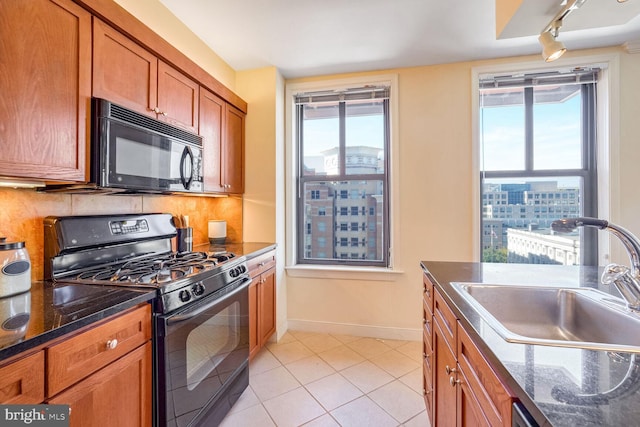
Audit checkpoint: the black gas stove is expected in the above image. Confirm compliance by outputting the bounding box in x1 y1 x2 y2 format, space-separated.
43 213 248 314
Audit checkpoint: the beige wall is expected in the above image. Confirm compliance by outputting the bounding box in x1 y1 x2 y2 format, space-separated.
284 47 640 339
236 67 287 338
113 0 236 90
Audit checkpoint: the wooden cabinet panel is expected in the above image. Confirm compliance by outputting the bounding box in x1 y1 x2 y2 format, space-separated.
434 289 457 354
258 268 276 344
47 304 151 397
423 273 434 314
0 351 45 404
426 285 514 427
433 319 457 427
248 250 276 360
199 88 225 192
458 325 512 427
93 18 157 118
48 341 152 427
93 20 199 133
223 104 245 193
247 251 277 279
158 61 199 133
0 0 90 182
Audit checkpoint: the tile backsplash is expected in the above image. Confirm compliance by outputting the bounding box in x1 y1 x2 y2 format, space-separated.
0 188 242 280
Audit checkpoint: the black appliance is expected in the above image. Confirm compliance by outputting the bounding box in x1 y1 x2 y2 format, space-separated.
46 98 204 194
44 213 250 427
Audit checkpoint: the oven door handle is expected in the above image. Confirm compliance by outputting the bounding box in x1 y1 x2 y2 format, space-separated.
167 276 251 325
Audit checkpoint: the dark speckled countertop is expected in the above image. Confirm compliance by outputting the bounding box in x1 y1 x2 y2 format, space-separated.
0 282 155 361
421 261 640 427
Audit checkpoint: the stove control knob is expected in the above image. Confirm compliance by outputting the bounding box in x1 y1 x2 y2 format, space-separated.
192 283 205 296
179 289 191 302
230 268 239 278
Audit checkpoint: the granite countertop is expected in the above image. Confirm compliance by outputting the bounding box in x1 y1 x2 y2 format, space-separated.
421 261 640 427
194 241 276 259
0 281 155 361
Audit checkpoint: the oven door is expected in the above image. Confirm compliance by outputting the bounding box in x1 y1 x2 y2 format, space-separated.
155 276 250 427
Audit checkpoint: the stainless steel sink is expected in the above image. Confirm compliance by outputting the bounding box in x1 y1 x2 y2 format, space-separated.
451 283 640 353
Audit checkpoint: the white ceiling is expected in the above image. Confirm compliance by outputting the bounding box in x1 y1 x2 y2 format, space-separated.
158 0 640 79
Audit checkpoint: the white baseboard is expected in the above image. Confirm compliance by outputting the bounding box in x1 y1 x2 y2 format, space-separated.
284 319 421 342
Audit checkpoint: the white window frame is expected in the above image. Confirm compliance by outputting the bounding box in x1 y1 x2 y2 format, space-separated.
471 53 620 266
285 74 402 281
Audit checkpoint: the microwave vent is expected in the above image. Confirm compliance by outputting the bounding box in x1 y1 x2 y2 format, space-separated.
107 101 202 146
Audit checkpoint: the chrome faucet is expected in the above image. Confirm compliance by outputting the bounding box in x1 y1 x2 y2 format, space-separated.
551 217 640 312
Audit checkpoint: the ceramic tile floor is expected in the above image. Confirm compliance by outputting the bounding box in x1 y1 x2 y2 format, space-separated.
220 331 429 427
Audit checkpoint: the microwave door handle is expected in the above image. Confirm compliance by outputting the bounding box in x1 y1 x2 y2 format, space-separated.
180 146 194 190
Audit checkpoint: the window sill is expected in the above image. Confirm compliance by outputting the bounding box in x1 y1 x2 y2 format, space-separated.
285 264 404 282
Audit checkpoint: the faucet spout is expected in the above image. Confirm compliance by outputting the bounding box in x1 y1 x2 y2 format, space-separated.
552 217 640 278
551 217 640 312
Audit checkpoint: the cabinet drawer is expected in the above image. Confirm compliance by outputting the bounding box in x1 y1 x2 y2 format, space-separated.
423 298 433 341
248 251 276 278
422 272 434 315
433 289 457 354
422 328 433 389
457 324 513 427
47 304 151 397
0 351 44 404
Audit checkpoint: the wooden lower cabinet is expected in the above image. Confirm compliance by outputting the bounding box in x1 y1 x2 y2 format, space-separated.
0 351 45 404
425 284 514 427
47 342 152 427
248 250 276 359
0 304 152 427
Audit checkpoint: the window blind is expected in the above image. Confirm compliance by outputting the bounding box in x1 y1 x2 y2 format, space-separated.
295 86 390 105
479 67 599 89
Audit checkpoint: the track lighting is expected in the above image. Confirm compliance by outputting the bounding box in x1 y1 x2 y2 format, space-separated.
539 28 566 62
538 0 587 62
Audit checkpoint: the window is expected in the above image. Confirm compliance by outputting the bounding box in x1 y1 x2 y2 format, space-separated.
296 84 390 266
479 67 598 266
310 190 320 199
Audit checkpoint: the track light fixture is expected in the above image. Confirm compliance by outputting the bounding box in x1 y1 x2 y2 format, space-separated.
538 0 587 62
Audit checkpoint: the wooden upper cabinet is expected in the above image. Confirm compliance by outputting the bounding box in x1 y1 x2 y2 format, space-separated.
157 61 199 133
199 88 225 192
199 88 245 194
93 19 199 133
224 104 245 193
93 18 157 118
0 0 91 182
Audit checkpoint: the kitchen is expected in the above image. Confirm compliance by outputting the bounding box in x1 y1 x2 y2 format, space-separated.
1 0 640 426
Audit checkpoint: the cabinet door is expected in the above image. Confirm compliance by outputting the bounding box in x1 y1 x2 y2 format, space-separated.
48 341 152 427
92 18 157 118
0 0 90 182
258 268 276 345
457 367 491 427
433 319 457 427
0 351 45 404
457 325 513 426
223 104 245 193
158 61 199 133
199 88 225 193
47 304 152 397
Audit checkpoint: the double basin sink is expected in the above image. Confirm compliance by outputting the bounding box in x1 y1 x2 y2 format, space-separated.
451 282 640 353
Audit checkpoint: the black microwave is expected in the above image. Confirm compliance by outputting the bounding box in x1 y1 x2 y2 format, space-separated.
88 97 203 194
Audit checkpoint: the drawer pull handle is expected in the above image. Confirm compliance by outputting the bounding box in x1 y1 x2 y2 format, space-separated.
449 376 460 387
424 288 430 297
445 365 457 375
106 339 118 350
